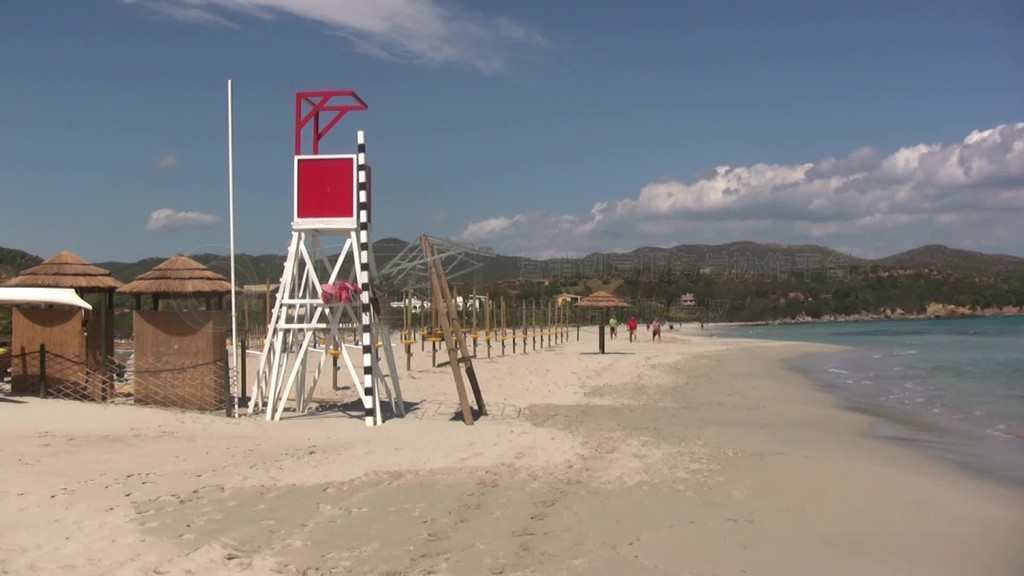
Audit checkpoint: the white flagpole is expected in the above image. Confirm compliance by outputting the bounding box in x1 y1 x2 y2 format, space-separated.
228 79 240 418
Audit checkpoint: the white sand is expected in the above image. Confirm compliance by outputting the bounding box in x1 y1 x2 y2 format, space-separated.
2 326 1022 575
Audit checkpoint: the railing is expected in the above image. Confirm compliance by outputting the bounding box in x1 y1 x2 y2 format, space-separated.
2 345 231 416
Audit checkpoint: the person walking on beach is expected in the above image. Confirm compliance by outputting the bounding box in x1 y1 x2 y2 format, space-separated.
651 318 662 342
609 315 618 339
627 316 638 342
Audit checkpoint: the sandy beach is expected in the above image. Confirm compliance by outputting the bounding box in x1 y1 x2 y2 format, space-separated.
2 326 1022 575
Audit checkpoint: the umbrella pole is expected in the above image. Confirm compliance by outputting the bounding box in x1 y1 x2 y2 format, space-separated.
599 308 607 354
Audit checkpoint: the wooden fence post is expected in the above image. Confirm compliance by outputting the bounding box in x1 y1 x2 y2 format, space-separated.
38 344 47 399
223 349 232 418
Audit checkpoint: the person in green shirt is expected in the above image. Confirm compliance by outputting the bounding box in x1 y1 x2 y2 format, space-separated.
609 316 618 339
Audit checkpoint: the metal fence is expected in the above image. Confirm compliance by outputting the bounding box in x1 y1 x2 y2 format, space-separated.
1 345 231 416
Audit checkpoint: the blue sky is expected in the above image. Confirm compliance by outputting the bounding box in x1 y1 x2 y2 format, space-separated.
1 0 1022 264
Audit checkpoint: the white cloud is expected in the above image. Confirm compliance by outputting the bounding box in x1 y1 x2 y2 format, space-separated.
147 208 221 232
120 0 544 73
459 122 1024 258
120 0 239 28
157 153 178 170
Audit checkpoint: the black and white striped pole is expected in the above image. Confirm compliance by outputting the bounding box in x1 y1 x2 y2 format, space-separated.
357 130 375 426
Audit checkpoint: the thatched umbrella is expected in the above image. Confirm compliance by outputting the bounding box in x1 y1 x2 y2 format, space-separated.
575 291 630 353
3 250 122 292
118 255 234 310
3 251 124 379
119 255 236 412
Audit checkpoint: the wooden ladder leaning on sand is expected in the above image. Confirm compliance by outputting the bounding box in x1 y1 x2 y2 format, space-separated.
421 235 487 425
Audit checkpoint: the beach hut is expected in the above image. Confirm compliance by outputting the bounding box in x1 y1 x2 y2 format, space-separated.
118 255 234 411
2 251 123 399
575 291 630 354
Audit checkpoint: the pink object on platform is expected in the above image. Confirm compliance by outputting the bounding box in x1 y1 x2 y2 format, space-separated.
321 281 362 305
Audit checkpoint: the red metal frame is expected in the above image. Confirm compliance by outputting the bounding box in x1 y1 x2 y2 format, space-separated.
294 90 369 155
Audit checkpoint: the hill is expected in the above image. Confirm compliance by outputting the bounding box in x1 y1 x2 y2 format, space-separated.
3 240 1024 325
96 254 288 287
0 247 43 279
2 240 1023 289
873 244 1024 274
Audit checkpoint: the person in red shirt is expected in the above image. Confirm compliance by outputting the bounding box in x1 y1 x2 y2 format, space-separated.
627 316 638 342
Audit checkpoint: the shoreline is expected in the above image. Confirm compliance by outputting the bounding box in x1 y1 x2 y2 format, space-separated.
700 310 1024 328
699 318 1024 491
786 346 1024 490
1 329 1022 574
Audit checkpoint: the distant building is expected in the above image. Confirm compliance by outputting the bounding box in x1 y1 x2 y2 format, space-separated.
557 293 581 307
679 293 697 308
390 297 429 312
241 284 279 297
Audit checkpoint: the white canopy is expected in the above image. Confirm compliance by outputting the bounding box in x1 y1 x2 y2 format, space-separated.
0 287 93 310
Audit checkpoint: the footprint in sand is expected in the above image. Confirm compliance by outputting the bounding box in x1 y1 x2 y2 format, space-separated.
423 530 449 542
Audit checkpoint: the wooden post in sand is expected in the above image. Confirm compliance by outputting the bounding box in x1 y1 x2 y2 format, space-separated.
511 301 517 354
403 290 413 371
540 297 548 348
532 301 540 350
522 304 528 354
501 298 507 356
557 301 565 344
484 298 492 359
538 300 543 348
559 303 565 344
420 298 426 352
471 289 478 358
547 300 553 348
453 285 459 327
564 304 568 343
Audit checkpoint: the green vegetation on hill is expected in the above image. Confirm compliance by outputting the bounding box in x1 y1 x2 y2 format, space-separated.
2 241 1023 327
612 264 1024 323
0 247 43 278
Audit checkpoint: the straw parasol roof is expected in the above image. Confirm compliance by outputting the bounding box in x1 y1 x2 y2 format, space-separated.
3 250 123 291
575 290 630 308
118 255 234 296
576 291 629 354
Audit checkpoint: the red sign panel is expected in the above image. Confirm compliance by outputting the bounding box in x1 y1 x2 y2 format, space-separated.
294 155 356 222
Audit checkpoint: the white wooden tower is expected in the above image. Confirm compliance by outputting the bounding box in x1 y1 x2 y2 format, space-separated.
249 90 402 425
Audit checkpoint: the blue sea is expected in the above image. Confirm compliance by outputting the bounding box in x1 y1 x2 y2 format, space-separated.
719 316 1024 489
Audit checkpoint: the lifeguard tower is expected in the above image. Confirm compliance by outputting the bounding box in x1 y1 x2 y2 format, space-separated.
250 90 403 425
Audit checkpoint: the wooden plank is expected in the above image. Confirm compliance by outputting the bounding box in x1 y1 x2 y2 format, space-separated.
426 239 487 418
422 236 475 425
435 356 476 368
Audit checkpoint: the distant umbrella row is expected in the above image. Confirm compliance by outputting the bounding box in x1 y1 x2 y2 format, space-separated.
2 250 234 298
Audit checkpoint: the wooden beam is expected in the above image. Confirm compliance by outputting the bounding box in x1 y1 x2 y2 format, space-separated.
422 236 477 425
